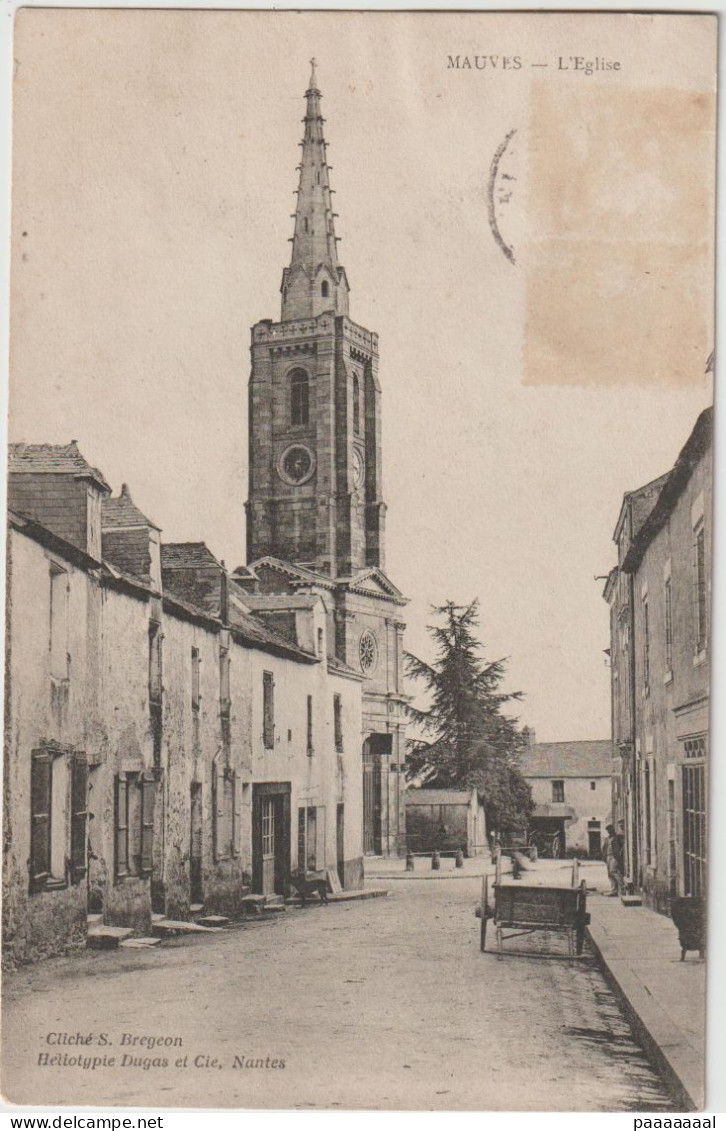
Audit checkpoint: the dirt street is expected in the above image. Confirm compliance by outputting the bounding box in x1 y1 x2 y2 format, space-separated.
3 874 674 1111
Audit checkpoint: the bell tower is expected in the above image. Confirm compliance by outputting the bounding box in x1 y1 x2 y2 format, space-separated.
245 62 386 578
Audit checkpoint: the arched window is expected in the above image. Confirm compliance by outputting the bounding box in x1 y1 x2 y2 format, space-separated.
353 374 361 435
321 280 329 299
290 369 310 427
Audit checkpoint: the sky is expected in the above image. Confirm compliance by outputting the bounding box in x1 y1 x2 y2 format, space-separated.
8 9 715 741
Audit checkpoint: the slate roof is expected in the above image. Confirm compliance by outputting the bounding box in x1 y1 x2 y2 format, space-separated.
8 441 110 492
227 604 317 663
161 542 223 570
327 653 363 679
623 407 713 573
405 788 477 806
627 474 672 540
242 594 319 611
102 485 160 531
520 740 613 779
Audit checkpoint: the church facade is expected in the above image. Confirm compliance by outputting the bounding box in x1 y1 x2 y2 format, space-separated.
238 63 408 857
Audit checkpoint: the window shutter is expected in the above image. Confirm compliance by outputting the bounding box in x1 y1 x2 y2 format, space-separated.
139 775 156 876
69 755 88 882
263 672 275 749
30 752 52 891
115 777 129 877
212 763 219 861
231 771 240 857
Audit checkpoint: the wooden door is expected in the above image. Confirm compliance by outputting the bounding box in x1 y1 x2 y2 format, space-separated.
190 782 203 904
336 804 345 888
588 829 601 859
261 797 276 894
253 784 291 896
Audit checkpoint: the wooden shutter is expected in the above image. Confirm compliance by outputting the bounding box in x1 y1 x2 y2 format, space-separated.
115 777 129 877
231 771 240 857
307 695 313 755
69 756 88 882
223 772 233 859
30 751 52 891
297 807 306 876
334 694 343 752
212 763 220 861
139 775 156 876
263 672 275 748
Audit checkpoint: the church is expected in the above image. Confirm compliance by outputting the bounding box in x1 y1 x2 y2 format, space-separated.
234 62 408 859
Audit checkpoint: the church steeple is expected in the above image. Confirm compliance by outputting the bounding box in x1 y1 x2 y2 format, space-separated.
281 62 349 322
247 66 386 578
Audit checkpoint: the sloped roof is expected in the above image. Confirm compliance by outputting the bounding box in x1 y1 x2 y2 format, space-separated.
623 407 713 573
327 653 363 679
102 485 160 531
227 604 317 663
627 474 672 539
242 594 319 611
161 542 223 570
520 740 613 778
243 556 337 590
8 441 110 492
405 788 477 806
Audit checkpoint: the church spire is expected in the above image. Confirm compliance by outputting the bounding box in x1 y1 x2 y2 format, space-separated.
281 62 349 321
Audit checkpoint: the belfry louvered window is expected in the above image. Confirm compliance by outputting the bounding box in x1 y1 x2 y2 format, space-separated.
290 369 310 426
353 374 361 435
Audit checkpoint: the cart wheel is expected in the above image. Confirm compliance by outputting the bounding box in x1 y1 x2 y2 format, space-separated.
480 915 487 953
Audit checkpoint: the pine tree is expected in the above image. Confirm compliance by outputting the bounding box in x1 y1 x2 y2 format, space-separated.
405 600 533 836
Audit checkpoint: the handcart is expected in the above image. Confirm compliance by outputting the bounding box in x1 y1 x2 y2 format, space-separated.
478 855 590 958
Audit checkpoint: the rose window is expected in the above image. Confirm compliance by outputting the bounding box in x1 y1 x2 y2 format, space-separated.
359 630 378 674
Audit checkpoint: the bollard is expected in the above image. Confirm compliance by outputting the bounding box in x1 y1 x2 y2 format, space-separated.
530 845 538 863
431 850 440 870
455 849 464 869
405 852 415 872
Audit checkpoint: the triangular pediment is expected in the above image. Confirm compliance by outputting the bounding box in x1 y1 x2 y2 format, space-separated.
346 568 405 602
246 556 336 591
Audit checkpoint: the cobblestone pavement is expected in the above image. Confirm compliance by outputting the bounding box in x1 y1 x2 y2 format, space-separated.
2 876 675 1111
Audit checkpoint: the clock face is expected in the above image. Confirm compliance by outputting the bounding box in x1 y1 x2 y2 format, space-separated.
278 444 315 486
352 447 365 489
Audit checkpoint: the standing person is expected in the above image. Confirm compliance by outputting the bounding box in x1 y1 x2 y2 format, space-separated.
602 824 622 896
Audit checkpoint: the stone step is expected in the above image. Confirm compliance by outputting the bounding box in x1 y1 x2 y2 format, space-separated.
196 915 229 927
86 913 104 927
328 888 389 903
240 893 288 915
621 894 643 907
120 937 162 949
87 926 134 949
151 918 223 936
190 904 205 915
